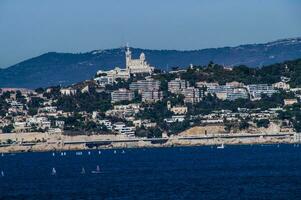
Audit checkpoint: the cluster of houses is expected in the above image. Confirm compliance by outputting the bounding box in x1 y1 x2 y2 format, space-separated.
0 47 300 136
0 88 64 134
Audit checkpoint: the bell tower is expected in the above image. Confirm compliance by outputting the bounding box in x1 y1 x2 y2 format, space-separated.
125 43 131 69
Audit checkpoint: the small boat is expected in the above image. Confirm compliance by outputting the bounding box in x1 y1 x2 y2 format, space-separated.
1 170 4 177
63 152 66 156
1 153 4 157
91 165 101 174
217 143 225 149
113 150 117 154
88 151 91 155
98 151 101 155
121 150 125 154
76 151 83 156
52 152 55 157
81 167 86 174
51 168 57 176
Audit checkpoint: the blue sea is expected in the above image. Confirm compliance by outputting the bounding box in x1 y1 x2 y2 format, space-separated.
1 145 301 199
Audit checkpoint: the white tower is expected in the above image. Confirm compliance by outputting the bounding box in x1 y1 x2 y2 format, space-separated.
125 43 131 69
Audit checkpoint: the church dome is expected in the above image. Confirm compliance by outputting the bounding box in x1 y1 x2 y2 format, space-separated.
140 52 145 61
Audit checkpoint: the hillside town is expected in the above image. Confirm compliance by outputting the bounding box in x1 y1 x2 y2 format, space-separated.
1 47 301 151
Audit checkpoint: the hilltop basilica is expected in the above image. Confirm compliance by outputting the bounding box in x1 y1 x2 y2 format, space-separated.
125 46 154 74
95 47 155 86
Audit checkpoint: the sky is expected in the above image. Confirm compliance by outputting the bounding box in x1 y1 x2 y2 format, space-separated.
0 0 301 68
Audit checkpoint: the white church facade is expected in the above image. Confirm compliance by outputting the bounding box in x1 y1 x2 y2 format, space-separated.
95 46 154 86
125 46 154 74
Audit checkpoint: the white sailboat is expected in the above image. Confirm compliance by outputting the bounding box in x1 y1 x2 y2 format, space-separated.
216 135 225 149
51 168 57 176
1 170 4 177
81 167 86 174
91 165 101 174
217 143 225 149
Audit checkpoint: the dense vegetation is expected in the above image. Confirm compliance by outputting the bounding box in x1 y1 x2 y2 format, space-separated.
168 59 301 87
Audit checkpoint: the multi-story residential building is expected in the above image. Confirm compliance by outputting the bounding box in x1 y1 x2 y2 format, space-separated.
196 81 219 88
206 85 234 100
129 79 161 92
181 87 201 104
247 84 277 100
113 122 135 135
26 117 51 130
226 88 249 101
111 89 135 103
94 76 115 86
141 90 163 103
168 78 189 94
106 104 140 118
95 67 130 84
207 85 234 94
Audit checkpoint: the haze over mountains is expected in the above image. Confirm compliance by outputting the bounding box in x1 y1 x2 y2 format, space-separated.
1 37 301 89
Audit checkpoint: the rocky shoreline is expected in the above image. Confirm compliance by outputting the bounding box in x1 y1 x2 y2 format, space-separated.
0 131 297 154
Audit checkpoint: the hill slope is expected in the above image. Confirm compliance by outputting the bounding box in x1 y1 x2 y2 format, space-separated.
1 37 301 89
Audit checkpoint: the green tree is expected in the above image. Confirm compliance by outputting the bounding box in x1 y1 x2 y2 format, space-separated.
256 119 270 128
2 124 14 133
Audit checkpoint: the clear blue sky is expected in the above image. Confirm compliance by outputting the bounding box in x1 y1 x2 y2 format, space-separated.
0 0 301 68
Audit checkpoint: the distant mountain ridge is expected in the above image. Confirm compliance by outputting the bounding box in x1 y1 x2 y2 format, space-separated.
1 37 301 89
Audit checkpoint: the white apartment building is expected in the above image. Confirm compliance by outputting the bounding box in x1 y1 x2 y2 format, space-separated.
95 67 130 84
181 87 201 104
168 78 189 94
226 88 249 101
113 122 135 135
247 84 277 100
141 90 163 103
129 79 161 92
111 89 135 103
